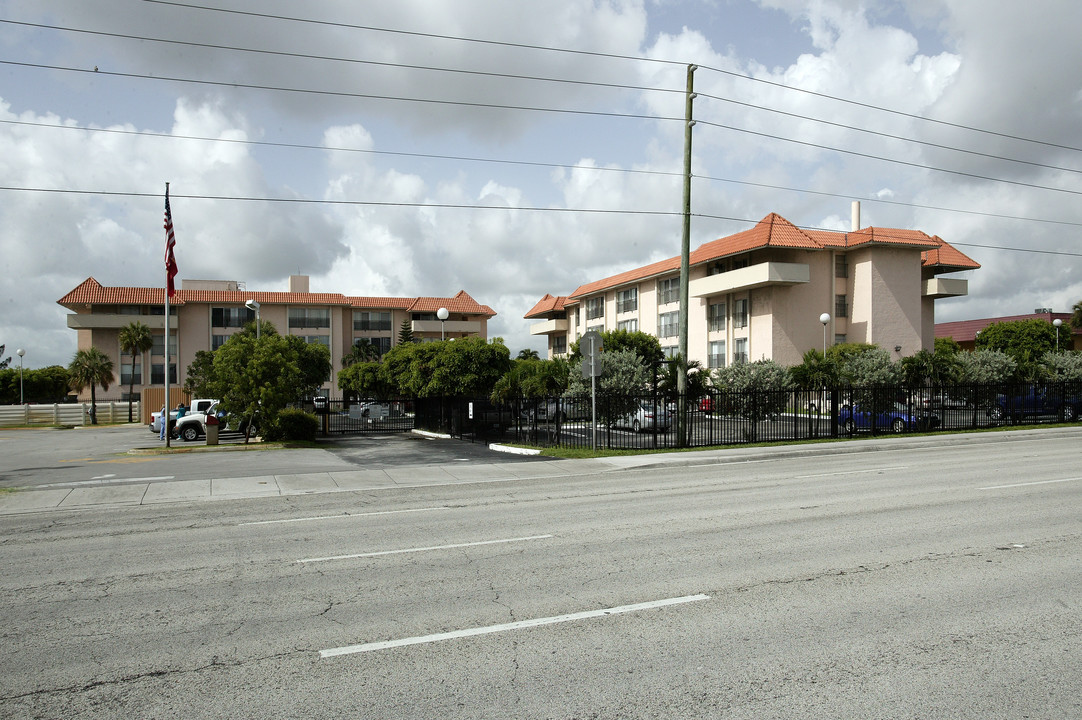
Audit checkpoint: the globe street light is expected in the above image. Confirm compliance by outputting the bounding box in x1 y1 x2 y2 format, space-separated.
437 307 449 341
16 348 25 404
1053 318 1063 352
819 313 831 355
245 299 261 339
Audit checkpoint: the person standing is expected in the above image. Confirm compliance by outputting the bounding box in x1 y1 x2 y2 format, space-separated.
159 405 167 441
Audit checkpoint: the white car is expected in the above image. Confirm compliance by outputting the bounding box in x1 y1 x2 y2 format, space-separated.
150 398 218 433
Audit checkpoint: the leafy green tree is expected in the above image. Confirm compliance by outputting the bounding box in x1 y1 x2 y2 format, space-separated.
0 344 10 370
380 338 511 398
68 347 114 424
1071 300 1082 331
338 361 395 400
900 347 960 388
826 342 877 369
712 359 792 441
565 348 651 423
397 319 416 345
344 338 380 365
839 347 902 427
789 349 840 390
0 365 70 404
1040 350 1082 382
516 348 540 361
568 329 664 367
975 319 1059 379
490 358 569 404
955 349 1016 424
183 350 217 398
935 337 962 355
118 321 153 422
208 330 330 442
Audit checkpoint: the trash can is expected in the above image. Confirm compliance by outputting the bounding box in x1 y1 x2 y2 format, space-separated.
205 414 220 446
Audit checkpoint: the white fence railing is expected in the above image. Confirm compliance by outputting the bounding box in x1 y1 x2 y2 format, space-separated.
0 401 141 427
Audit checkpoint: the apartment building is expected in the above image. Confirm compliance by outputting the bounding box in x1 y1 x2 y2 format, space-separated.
58 275 495 399
526 210 979 369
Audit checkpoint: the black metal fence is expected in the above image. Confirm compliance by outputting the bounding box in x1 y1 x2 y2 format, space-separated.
408 381 1082 450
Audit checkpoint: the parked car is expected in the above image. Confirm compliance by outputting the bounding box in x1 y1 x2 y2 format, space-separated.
174 402 226 441
987 388 1082 422
612 401 673 433
150 398 217 433
838 402 940 434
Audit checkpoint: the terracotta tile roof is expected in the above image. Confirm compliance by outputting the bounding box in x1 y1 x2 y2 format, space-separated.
58 278 495 317
408 290 496 317
524 294 569 318
554 213 979 301
846 226 940 249
922 236 980 270
936 312 1074 342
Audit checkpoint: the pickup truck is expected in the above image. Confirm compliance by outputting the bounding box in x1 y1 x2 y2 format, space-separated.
150 398 218 433
174 402 225 441
987 387 1081 423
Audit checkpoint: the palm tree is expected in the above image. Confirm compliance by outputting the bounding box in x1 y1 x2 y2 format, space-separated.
118 321 153 423
68 347 114 425
343 338 380 366
1071 300 1082 331
516 348 540 361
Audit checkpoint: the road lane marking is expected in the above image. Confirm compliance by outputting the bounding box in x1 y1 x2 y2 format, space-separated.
794 466 908 479
979 477 1079 490
320 593 711 658
297 534 553 564
240 506 449 527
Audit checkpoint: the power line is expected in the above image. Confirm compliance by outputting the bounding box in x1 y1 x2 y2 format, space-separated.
11 16 1074 178
143 0 1082 155
6 117 1081 228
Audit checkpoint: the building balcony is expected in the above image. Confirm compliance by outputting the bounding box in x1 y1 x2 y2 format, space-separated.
66 314 167 330
690 262 810 298
922 278 968 299
529 318 570 336
411 319 482 336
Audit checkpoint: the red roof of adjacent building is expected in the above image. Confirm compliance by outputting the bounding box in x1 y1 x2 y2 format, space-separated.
935 312 1075 342
524 293 570 318
57 277 496 317
555 212 978 302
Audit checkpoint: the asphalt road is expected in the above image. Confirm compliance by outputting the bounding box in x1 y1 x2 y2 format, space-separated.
0 424 551 489
1 428 1080 718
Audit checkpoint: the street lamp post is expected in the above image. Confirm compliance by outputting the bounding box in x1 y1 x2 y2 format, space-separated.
16 348 25 404
1054 318 1063 352
245 299 261 339
437 307 449 341
819 313 831 355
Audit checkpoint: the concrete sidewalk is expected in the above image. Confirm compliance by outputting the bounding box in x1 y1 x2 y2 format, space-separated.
2 425 1076 515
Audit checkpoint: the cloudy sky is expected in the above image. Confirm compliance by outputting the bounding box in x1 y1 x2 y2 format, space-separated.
2 0 1081 369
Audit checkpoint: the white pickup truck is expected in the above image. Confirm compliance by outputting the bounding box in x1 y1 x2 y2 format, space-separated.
174 402 224 442
150 398 218 433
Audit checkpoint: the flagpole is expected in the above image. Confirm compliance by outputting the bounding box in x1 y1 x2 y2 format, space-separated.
164 182 172 448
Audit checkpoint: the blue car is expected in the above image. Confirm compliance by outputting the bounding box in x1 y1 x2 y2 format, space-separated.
839 402 940 434
988 388 1081 423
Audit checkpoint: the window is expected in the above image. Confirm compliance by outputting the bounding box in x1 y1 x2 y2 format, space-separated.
657 277 679 305
212 307 254 328
707 261 726 276
369 337 392 355
662 345 678 359
151 363 177 385
731 257 749 270
733 299 748 329
151 333 177 357
587 324 604 335
148 305 177 316
552 335 567 355
288 307 330 329
412 312 437 321
120 362 141 386
835 294 848 319
118 306 142 315
834 334 847 345
212 334 229 350
835 254 848 278
658 311 679 338
708 341 726 369
586 297 605 321
733 338 748 364
617 319 638 332
616 288 637 314
708 302 726 332
354 311 391 331
299 335 330 347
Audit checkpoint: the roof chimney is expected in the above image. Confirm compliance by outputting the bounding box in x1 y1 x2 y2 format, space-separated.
851 201 861 232
289 275 309 294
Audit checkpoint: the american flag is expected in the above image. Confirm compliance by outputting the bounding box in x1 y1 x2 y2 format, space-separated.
164 185 177 297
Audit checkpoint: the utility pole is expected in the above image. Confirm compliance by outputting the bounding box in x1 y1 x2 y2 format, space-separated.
677 64 697 447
